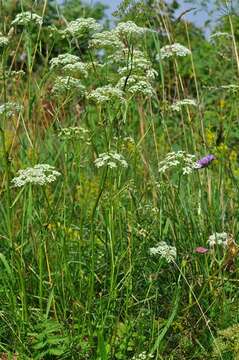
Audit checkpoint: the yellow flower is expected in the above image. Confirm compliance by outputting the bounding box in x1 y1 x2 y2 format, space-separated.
206 129 216 146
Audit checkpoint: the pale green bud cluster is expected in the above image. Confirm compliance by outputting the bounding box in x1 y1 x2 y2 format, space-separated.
11 11 43 26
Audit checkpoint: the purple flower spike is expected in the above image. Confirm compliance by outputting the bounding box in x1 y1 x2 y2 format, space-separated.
194 246 209 254
197 154 215 169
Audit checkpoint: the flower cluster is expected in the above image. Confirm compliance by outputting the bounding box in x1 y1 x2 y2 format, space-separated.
107 48 157 97
207 232 228 248
87 85 124 104
149 241 177 263
0 33 9 47
50 54 89 78
171 98 197 111
11 164 61 187
157 43 191 60
94 152 128 169
196 154 215 169
115 21 147 39
209 32 232 42
64 17 101 38
158 151 199 175
0 102 23 117
117 50 158 79
50 54 80 69
131 352 154 360
11 11 43 26
89 31 123 49
127 79 155 97
58 126 90 142
51 76 85 97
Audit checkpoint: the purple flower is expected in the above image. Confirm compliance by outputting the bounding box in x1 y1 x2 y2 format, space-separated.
194 246 209 254
197 154 215 169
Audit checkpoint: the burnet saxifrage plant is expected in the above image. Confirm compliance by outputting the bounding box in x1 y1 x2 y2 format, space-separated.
3 6 237 360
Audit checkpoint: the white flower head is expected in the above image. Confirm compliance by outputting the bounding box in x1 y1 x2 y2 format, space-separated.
209 32 232 42
157 43 191 60
89 30 123 49
87 85 125 104
0 34 9 47
52 76 85 96
207 232 228 248
131 351 154 360
12 164 61 187
115 21 147 39
171 99 197 112
158 151 198 175
50 53 80 69
64 17 101 38
0 102 23 117
58 126 89 141
11 11 43 26
128 80 155 97
94 152 128 169
149 241 177 263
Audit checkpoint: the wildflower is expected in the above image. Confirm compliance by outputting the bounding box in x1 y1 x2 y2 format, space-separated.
50 54 80 69
116 75 155 97
207 232 228 248
0 34 9 47
156 43 191 60
149 241 176 263
158 151 199 175
115 21 147 39
58 126 90 141
0 102 23 117
62 62 88 78
131 351 154 360
209 32 232 42
11 164 61 187
64 17 101 38
196 154 215 169
195 246 209 254
89 31 123 49
87 85 124 104
51 76 85 96
94 152 128 169
11 11 43 26
171 98 197 111
127 80 155 97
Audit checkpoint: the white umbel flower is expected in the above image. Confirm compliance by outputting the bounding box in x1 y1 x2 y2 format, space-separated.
131 351 154 360
0 102 23 117
52 76 85 96
0 33 9 47
89 31 123 49
12 164 61 187
209 32 232 42
158 151 198 175
207 232 228 248
128 80 155 97
58 126 89 141
50 54 89 78
115 21 147 38
94 152 128 169
64 17 101 38
11 11 43 26
171 99 197 111
157 43 191 60
149 241 177 263
50 54 80 69
87 85 124 104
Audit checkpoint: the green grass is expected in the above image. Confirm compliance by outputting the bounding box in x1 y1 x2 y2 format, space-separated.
0 1 239 359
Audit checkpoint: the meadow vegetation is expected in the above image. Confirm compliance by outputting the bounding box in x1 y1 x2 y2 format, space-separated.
0 0 239 358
